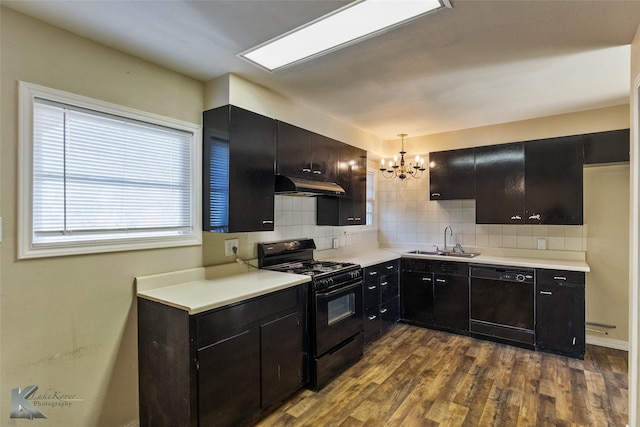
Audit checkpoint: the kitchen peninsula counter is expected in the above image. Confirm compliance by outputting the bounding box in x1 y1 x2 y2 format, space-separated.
136 263 310 314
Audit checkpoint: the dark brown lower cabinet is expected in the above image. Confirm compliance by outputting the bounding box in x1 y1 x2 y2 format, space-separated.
260 312 304 408
138 285 307 427
198 329 260 427
432 273 469 333
536 269 585 359
363 259 400 345
401 258 469 335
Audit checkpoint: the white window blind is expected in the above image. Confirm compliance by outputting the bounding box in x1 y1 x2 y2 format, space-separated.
20 82 201 258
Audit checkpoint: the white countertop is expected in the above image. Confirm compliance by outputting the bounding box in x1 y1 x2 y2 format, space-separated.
136 263 310 315
319 244 589 272
399 251 589 271
321 248 401 268
136 245 588 315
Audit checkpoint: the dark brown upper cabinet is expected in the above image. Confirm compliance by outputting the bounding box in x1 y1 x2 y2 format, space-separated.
317 144 367 226
276 121 339 182
475 136 583 225
475 142 525 224
429 148 476 200
583 128 630 165
524 135 583 225
203 105 276 233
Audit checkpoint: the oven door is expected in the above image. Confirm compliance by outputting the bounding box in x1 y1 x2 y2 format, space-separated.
314 278 363 356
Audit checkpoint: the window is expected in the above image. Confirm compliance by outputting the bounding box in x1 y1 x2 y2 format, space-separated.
19 82 201 258
365 169 376 227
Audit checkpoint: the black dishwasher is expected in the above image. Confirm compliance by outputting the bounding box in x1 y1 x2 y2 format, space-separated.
470 265 535 349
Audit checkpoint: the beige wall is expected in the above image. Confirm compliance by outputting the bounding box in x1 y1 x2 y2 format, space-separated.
386 104 630 158
584 164 630 342
0 8 205 426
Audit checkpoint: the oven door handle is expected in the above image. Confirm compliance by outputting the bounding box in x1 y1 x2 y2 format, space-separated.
315 281 362 298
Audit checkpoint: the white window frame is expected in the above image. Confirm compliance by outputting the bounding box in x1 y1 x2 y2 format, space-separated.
18 81 202 259
347 167 377 232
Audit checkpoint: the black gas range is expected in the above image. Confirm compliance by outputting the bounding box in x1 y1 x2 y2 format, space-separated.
257 239 364 391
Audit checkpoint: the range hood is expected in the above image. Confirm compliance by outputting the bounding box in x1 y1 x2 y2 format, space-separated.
275 175 345 197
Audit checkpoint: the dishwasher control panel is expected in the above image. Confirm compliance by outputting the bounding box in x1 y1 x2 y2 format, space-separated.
470 265 535 284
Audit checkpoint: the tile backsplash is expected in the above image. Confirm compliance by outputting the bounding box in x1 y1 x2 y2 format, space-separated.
240 195 378 258
376 174 586 251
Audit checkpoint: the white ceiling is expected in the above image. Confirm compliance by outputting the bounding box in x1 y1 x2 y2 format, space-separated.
4 0 640 140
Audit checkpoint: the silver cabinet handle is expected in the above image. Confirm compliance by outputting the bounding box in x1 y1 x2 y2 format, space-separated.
529 214 541 220
380 308 388 314
368 271 378 276
347 217 355 221
511 215 522 220
432 193 441 197
380 282 388 287
436 278 446 283
540 291 553 295
355 217 361 221
553 276 567 281
367 285 377 290
302 168 311 173
422 277 432 282
386 265 394 270
313 170 322 175
262 220 274 224
368 315 377 321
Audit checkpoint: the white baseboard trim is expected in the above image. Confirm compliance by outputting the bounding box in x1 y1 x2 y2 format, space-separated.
586 335 629 351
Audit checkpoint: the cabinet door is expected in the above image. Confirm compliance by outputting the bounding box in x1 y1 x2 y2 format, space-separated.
311 133 340 182
364 307 382 345
317 144 367 226
432 274 469 333
352 147 368 225
400 271 434 326
260 312 304 409
583 128 629 165
475 142 525 224
525 136 583 225
536 271 585 359
197 328 260 427
338 144 367 225
380 271 399 303
429 148 475 200
203 105 276 233
363 271 380 312
276 121 312 178
380 297 400 332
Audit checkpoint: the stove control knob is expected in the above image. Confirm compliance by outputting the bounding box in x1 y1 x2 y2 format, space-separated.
516 274 526 282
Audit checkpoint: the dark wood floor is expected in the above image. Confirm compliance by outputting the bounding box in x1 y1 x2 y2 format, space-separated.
255 323 628 427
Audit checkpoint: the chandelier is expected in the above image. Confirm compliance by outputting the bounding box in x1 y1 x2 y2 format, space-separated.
379 133 425 180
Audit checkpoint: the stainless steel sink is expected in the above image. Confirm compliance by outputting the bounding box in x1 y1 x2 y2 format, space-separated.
407 250 480 258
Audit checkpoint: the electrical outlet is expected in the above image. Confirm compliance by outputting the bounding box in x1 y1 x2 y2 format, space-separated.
224 238 239 256
537 238 547 250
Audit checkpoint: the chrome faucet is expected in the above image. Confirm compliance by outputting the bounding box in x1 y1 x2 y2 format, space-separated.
444 226 453 251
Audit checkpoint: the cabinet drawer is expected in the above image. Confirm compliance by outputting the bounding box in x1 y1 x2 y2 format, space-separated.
536 269 585 286
196 287 298 347
380 274 399 302
366 260 399 277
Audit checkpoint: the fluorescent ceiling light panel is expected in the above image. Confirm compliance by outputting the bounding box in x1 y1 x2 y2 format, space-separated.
241 0 451 71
